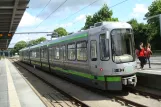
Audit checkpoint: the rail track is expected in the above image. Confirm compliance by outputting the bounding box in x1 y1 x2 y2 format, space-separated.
11 58 89 107
11 58 161 107
125 87 161 101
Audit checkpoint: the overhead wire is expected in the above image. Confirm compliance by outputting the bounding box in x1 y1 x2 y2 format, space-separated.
35 0 68 29
11 0 130 47
35 0 52 21
49 0 100 30
109 0 129 8
59 0 100 23
64 0 130 30
44 0 129 31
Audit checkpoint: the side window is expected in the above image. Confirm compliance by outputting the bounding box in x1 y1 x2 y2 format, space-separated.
33 50 36 58
27 51 29 58
38 48 40 58
68 43 76 60
54 46 59 60
49 47 52 60
63 46 66 60
30 50 32 58
44 48 48 59
31 50 35 58
77 41 87 61
100 34 109 60
90 40 97 61
36 49 38 58
41 48 46 59
59 46 63 60
59 45 66 60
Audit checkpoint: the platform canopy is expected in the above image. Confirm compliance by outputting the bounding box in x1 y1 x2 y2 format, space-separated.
0 0 29 50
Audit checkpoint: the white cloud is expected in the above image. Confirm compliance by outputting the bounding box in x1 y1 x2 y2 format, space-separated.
74 14 86 22
19 12 42 27
9 13 90 48
131 4 148 18
28 0 107 19
29 0 106 11
52 14 87 29
59 22 73 28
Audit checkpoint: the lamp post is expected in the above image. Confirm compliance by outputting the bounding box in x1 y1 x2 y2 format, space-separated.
143 14 161 37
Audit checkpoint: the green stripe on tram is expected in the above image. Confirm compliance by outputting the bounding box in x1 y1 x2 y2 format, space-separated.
106 77 121 82
97 76 105 81
46 66 121 82
53 67 94 79
48 33 88 45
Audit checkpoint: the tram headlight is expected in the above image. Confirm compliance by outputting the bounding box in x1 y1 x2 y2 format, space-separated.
113 69 124 72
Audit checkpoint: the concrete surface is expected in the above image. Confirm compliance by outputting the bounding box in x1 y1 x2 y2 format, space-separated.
137 56 161 65
0 58 45 107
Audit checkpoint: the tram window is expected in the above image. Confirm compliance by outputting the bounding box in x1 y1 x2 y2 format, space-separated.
100 34 109 60
52 47 54 60
59 46 64 60
33 50 36 58
31 50 36 58
41 48 47 59
77 41 87 61
67 43 76 60
36 48 40 58
30 50 32 58
35 49 39 58
54 46 60 60
49 47 52 60
38 48 40 58
63 46 66 60
90 40 97 61
43 48 47 60
41 48 44 59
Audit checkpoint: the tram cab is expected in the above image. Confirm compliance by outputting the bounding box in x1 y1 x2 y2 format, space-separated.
89 22 137 90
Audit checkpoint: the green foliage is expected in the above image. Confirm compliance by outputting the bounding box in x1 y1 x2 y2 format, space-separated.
13 41 27 54
128 19 150 48
145 0 161 50
54 27 68 37
35 37 46 44
28 37 46 46
11 37 46 55
83 4 118 29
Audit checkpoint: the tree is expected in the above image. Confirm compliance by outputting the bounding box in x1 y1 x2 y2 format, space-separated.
54 27 68 37
83 15 93 29
13 41 27 54
83 4 118 29
145 0 161 50
28 40 36 46
35 37 46 44
128 19 150 48
28 37 46 46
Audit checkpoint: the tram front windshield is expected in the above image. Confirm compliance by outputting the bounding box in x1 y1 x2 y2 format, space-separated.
111 29 135 63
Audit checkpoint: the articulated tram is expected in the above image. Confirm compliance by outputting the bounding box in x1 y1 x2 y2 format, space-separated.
19 22 137 90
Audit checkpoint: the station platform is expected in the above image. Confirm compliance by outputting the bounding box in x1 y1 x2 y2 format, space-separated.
136 64 161 75
136 56 161 74
136 57 161 90
0 58 45 107
136 56 161 65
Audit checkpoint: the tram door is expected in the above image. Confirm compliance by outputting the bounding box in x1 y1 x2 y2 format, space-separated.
89 35 100 76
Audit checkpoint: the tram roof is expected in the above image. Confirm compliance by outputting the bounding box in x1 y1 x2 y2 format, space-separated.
20 22 132 51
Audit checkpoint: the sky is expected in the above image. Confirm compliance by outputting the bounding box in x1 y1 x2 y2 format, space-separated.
9 0 154 48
